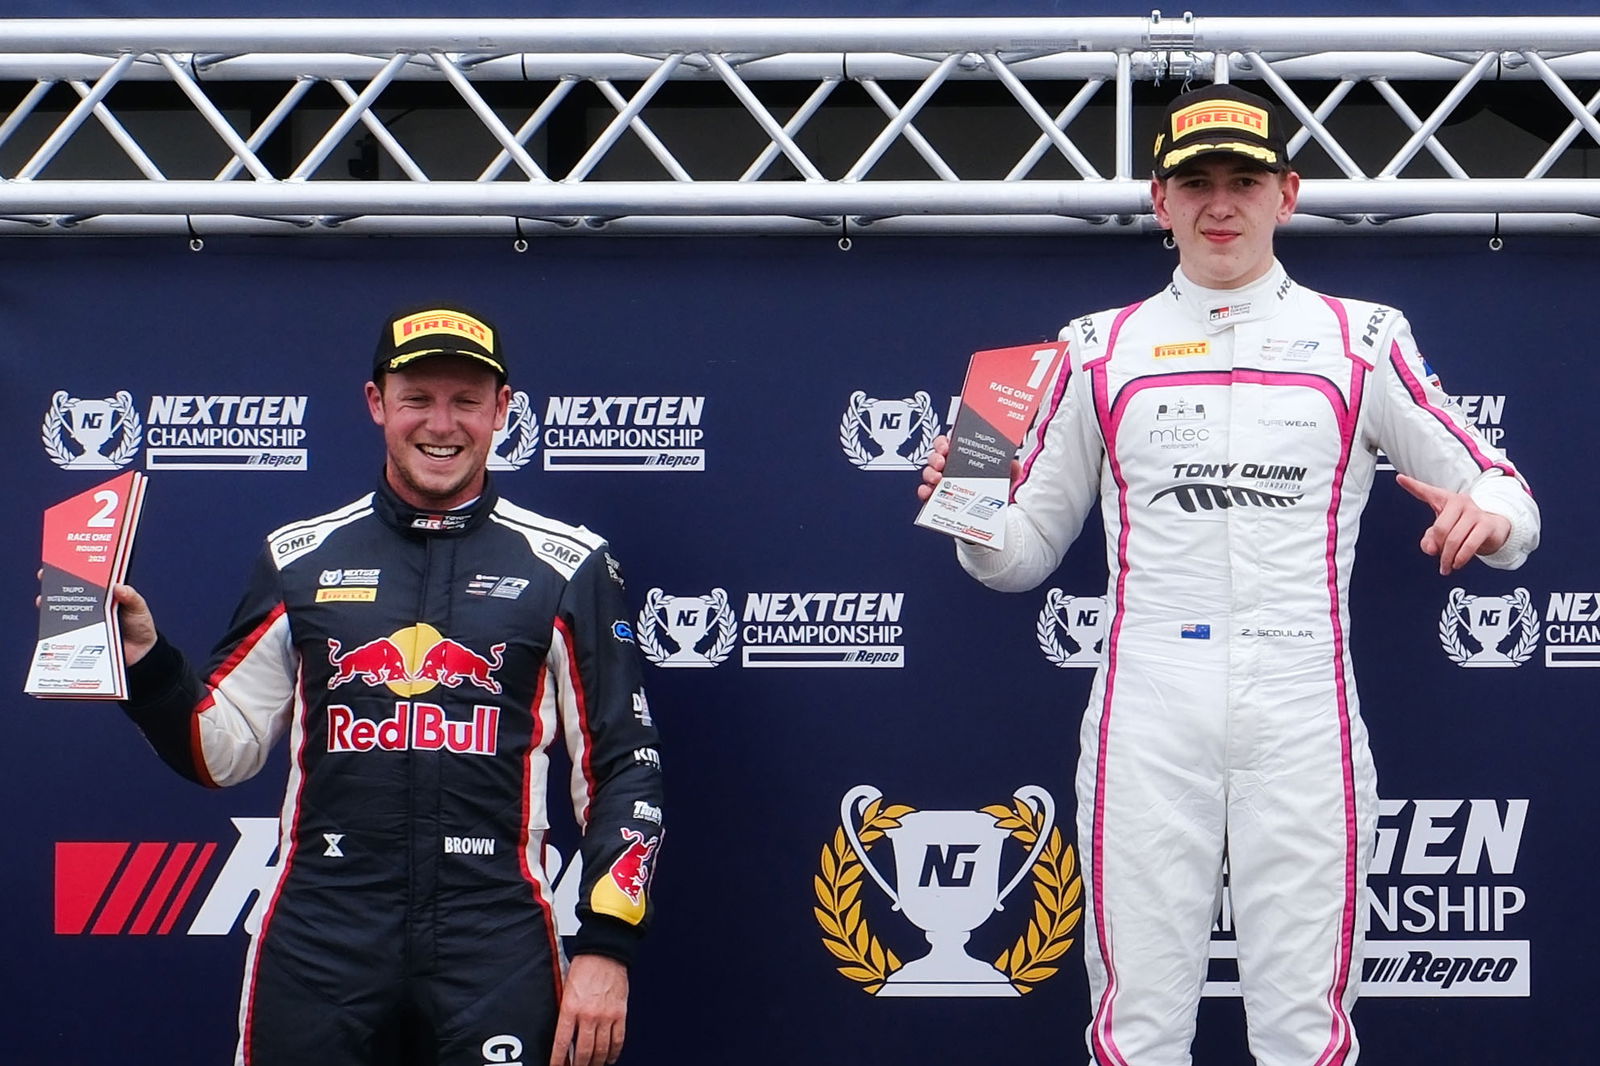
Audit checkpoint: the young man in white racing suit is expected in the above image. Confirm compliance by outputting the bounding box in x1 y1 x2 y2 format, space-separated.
919 85 1539 1065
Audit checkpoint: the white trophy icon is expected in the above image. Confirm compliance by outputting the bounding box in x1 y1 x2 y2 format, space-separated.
45 390 141 469
842 784 1055 996
638 588 736 667
841 391 938 470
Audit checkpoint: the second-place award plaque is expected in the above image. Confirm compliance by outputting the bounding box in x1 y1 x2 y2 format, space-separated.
27 470 148 699
914 341 1066 548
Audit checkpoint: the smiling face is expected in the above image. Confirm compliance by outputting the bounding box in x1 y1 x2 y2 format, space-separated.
1152 155 1300 290
366 356 510 510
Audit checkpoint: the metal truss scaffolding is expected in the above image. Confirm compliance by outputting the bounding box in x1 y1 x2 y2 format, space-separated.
4 15 1600 237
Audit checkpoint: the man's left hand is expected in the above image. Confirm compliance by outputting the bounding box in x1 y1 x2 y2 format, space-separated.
1396 474 1511 575
550 954 629 1066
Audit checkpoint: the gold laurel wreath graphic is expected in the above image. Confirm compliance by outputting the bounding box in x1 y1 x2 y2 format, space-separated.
983 798 1082 994
814 797 910 995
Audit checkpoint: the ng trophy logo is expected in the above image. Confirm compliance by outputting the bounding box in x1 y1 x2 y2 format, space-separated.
1036 591 1107 668
815 784 1080 997
487 390 540 471
637 588 738 667
840 391 941 470
1439 587 1539 667
42 391 143 470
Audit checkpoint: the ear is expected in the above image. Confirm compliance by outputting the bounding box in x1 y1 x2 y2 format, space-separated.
1276 171 1301 225
366 380 385 426
493 384 511 432
1151 176 1172 229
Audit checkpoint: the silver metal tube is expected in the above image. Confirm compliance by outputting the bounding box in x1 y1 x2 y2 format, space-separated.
1287 80 1356 158
1376 51 1494 178
0 80 55 158
477 79 574 182
707 52 824 182
287 51 410 181
430 50 547 181
1004 77 1104 182
1521 50 1600 154
740 77 838 182
15 51 136 180
329 79 428 183
1244 51 1367 179
982 52 1100 180
843 52 962 181
216 78 315 181
857 78 959 183
591 77 692 182
566 54 684 182
70 79 166 181
1369 78 1469 180
155 51 273 181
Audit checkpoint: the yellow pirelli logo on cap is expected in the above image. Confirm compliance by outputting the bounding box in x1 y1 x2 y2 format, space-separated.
393 309 494 350
1154 341 1210 360
1172 101 1269 139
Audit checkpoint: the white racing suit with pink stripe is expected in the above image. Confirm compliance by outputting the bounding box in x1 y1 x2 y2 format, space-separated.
957 261 1538 1066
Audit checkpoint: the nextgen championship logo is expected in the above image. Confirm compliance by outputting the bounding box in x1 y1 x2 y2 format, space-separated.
638 589 907 668
1205 798 1532 998
540 395 706 472
1439 586 1600 668
43 389 310 471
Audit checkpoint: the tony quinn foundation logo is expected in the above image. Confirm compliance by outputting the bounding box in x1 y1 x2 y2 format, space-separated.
841 391 942 470
816 785 1079 997
1440 587 1600 668
1036 591 1107 668
1204 798 1532 998
487 391 540 471
540 395 705 472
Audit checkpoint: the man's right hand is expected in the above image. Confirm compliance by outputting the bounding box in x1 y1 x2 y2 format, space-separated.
112 584 158 666
916 435 952 501
917 435 1022 502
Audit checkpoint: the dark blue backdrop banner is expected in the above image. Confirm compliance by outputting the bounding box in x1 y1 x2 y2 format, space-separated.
1 234 1593 1063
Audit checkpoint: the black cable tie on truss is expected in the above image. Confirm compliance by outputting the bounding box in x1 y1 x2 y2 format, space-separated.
838 213 852 251
185 215 203 252
513 216 529 253
1489 213 1503 251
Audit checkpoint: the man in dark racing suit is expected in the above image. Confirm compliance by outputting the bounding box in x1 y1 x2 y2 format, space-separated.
113 305 661 1066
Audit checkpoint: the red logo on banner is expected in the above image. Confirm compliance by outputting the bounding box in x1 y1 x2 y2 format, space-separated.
54 841 218 935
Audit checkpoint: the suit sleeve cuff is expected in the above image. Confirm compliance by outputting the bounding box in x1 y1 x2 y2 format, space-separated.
123 633 188 710
571 914 642 967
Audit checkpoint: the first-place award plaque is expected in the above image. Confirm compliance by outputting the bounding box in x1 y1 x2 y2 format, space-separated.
914 342 1066 548
27 470 148 699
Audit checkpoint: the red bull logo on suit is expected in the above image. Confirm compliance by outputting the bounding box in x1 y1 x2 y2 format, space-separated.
326 624 505 695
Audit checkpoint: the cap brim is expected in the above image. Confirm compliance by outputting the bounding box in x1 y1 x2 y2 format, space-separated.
382 348 507 377
1156 140 1286 177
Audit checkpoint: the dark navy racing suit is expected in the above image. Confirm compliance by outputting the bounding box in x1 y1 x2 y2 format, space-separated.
122 474 662 1066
